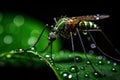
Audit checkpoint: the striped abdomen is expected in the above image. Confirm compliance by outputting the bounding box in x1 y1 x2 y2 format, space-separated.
79 21 99 30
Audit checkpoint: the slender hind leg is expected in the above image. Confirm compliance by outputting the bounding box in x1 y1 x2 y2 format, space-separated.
25 24 48 51
84 29 120 62
76 28 105 78
76 28 99 72
70 32 79 80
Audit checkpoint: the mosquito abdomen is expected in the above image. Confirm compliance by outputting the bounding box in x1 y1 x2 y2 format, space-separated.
79 21 99 29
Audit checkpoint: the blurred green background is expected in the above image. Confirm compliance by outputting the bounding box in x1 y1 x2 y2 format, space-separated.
0 12 61 54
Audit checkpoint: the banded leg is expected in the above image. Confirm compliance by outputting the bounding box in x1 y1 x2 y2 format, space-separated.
70 32 78 80
83 29 120 61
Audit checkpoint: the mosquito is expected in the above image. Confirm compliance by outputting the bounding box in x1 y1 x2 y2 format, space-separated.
27 14 120 80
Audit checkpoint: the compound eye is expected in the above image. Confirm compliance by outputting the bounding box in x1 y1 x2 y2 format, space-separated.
48 32 56 41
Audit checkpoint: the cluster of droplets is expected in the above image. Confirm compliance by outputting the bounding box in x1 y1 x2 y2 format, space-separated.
48 54 120 80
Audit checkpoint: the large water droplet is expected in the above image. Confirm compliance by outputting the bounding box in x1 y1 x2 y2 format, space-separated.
75 56 82 62
62 72 69 79
69 66 79 73
68 74 72 79
3 35 13 44
13 15 24 27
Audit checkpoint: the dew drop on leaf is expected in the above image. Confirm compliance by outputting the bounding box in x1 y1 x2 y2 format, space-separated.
75 56 82 63
111 67 117 72
86 60 91 65
68 74 72 79
84 73 89 78
69 66 79 73
62 72 69 79
98 60 103 65
80 66 85 70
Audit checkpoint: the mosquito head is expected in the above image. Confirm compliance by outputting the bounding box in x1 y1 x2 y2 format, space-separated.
48 32 56 41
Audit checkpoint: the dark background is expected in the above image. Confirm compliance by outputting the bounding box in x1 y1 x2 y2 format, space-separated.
0 1 120 58
0 0 120 79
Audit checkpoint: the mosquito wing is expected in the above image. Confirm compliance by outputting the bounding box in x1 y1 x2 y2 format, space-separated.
70 14 110 21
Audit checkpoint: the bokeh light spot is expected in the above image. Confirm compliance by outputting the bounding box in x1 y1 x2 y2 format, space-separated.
28 36 37 46
13 15 24 27
3 35 13 44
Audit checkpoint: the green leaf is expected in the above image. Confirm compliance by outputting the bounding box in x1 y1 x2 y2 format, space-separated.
0 50 120 80
0 12 61 53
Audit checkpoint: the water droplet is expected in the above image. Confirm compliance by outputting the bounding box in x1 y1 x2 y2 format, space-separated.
93 72 104 78
45 54 50 58
16 48 24 53
30 47 36 51
3 35 13 44
82 31 87 35
6 54 11 58
84 73 89 78
86 60 91 65
111 67 117 72
68 74 72 79
56 67 60 71
113 62 117 66
98 60 103 65
75 56 82 62
107 61 111 64
97 56 103 60
13 15 24 27
28 36 37 46
62 72 69 79
90 43 96 49
69 66 79 73
0 25 4 34
80 66 85 70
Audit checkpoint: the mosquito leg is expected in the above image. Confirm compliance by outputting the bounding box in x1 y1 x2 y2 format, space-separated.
32 24 48 47
50 41 53 60
100 30 120 55
83 29 120 55
70 32 78 80
87 31 120 62
39 41 51 52
84 29 120 61
76 28 98 72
